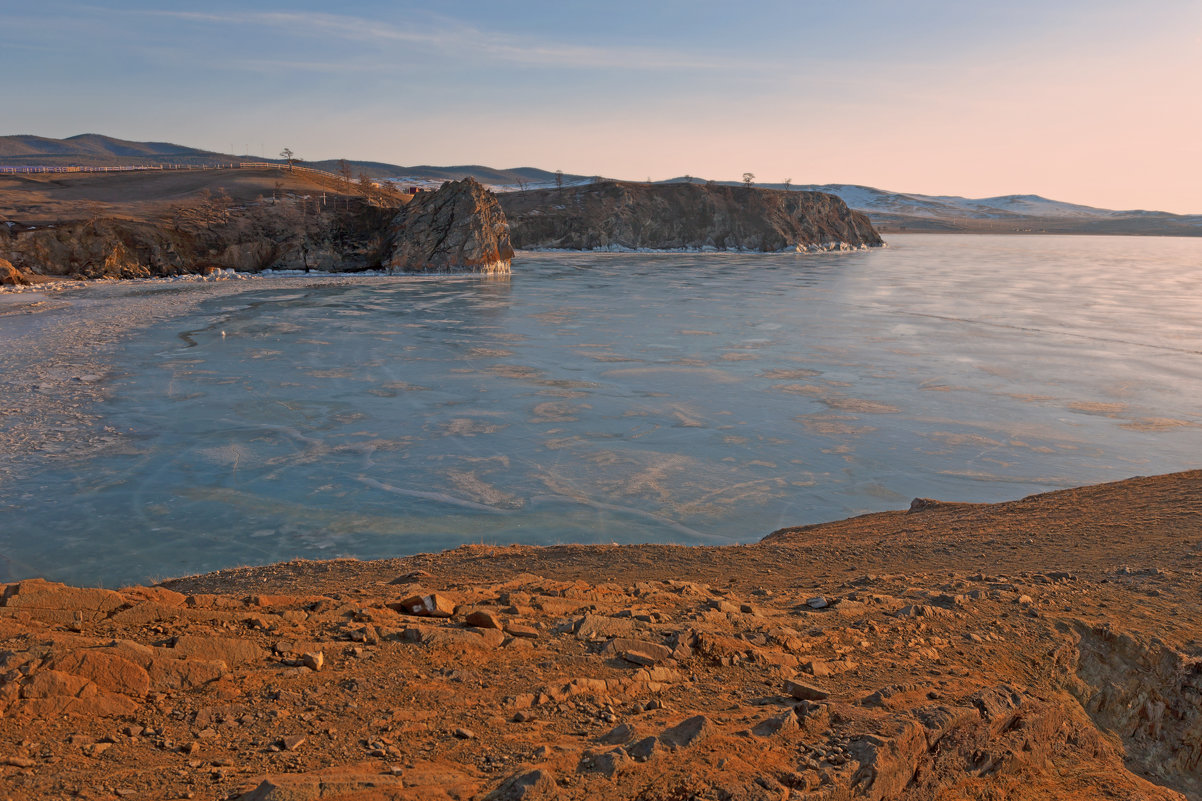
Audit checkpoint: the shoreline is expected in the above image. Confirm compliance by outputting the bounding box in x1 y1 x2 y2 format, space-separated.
0 272 420 486
1 469 1199 799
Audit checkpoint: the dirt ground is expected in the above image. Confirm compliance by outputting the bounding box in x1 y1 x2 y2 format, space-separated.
1 470 1200 800
0 169 373 228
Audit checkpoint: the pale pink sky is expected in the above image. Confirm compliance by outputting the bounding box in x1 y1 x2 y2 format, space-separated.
5 1 1201 213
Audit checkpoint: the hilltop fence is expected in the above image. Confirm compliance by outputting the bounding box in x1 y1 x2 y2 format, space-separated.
0 162 354 182
0 163 247 174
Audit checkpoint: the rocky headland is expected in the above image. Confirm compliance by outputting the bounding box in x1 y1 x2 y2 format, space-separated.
385 178 514 274
1 171 884 286
1 470 1200 800
0 171 512 281
500 182 884 253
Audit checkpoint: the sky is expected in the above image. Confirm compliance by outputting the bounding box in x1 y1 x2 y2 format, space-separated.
3 1 1200 213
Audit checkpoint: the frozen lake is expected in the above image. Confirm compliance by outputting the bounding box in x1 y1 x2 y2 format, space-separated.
3 234 1201 585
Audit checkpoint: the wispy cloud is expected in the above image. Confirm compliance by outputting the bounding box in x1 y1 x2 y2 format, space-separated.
143 9 767 72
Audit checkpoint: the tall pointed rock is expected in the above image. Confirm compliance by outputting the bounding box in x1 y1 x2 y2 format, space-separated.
384 178 514 273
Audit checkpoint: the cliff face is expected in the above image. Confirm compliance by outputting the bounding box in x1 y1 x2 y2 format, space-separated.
501 181 884 252
0 179 514 280
384 178 513 273
0 200 395 279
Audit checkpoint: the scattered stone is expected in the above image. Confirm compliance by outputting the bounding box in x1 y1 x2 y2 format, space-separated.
391 570 434 582
170 635 266 667
281 735 305 751
578 747 631 778
83 742 112 757
598 722 637 745
659 715 711 750
454 727 476 739
394 593 457 618
301 651 324 672
806 596 829 609
601 638 673 663
626 736 659 763
488 768 557 800
908 497 942 512
620 650 658 667
785 680 830 701
465 609 503 629
51 650 151 697
752 712 799 738
504 623 539 639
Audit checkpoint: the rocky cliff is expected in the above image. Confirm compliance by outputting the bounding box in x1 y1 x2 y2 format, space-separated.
0 200 395 280
501 181 884 252
0 178 513 280
384 177 513 273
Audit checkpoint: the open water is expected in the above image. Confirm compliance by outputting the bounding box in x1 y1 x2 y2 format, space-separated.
4 234 1201 585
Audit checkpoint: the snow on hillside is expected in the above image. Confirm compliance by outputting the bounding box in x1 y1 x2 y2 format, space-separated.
794 184 1125 220
386 176 595 194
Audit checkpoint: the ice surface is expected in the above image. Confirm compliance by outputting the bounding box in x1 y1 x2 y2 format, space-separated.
3 235 1202 585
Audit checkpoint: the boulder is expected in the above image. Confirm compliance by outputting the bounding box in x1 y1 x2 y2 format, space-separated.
486 768 558 801
2 579 126 613
50 650 151 697
600 638 673 664
393 592 457 618
0 257 28 286
785 679 830 701
384 178 514 273
169 634 266 667
659 715 712 749
465 609 503 629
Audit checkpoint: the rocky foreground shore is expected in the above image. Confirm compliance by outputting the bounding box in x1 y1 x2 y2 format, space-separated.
2 470 1200 800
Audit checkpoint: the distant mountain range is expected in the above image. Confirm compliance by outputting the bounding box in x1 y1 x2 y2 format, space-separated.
3 134 1197 236
0 133 574 188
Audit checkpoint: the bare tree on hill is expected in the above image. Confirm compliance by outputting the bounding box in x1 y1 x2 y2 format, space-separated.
743 172 755 187
280 148 296 171
784 178 792 192
555 170 564 189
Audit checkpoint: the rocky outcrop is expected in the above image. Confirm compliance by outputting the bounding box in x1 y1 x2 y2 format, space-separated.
0 257 28 285
1 181 515 280
1 563 1192 801
3 219 187 280
384 177 514 273
0 200 396 279
501 181 883 252
5 470 1202 798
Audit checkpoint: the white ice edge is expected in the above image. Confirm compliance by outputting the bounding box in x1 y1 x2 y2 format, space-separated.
518 241 882 254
